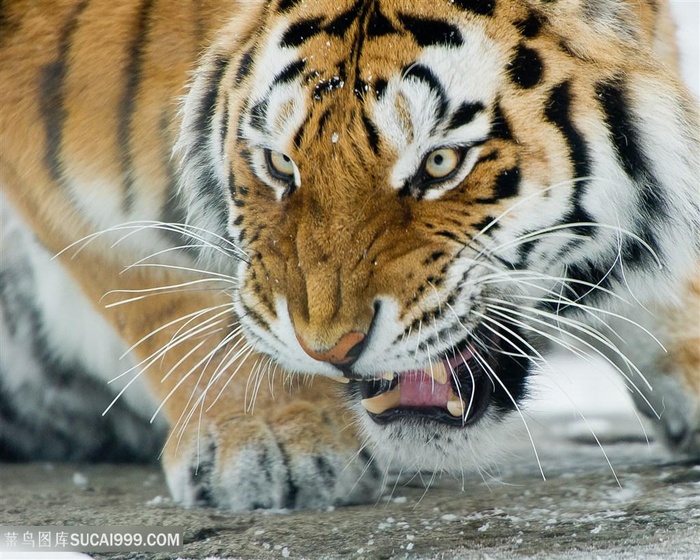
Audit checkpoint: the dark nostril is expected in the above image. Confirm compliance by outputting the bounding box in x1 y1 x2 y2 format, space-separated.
344 336 366 364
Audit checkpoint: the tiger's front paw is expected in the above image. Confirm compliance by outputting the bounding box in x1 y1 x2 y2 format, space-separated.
162 401 383 511
633 373 700 459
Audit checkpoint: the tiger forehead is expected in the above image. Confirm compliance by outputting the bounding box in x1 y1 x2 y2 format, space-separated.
270 0 527 90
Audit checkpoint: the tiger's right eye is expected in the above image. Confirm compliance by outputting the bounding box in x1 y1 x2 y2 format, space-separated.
423 148 462 180
265 149 295 182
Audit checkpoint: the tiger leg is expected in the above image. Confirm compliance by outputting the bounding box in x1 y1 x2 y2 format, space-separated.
101 266 382 510
601 272 700 457
59 249 381 509
0 194 166 461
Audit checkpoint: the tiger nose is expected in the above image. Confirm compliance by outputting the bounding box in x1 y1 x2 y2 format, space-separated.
297 332 367 365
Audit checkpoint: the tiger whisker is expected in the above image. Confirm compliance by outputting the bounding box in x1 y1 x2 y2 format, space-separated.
200 339 258 413
486 294 666 351
108 318 227 394
54 220 247 263
471 221 661 270
485 300 654 391
480 303 653 447
468 343 546 481
144 317 231 383
464 176 602 248
121 261 239 283
102 279 233 308
169 340 255 460
461 260 631 306
343 441 382 501
484 304 659 419
244 356 267 414
154 327 247 431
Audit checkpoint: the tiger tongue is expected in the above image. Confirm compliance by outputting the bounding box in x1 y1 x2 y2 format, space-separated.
398 371 452 407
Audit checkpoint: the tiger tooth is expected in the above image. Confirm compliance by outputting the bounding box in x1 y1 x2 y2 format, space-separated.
380 372 395 381
446 389 465 417
361 386 401 415
329 375 350 384
446 398 465 418
427 362 448 385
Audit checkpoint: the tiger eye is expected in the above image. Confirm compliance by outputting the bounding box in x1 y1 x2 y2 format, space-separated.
266 150 295 180
424 148 461 179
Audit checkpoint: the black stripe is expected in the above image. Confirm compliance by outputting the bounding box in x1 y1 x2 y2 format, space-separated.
451 0 496 17
189 439 217 505
313 75 344 101
118 0 156 213
515 13 543 38
367 5 398 38
506 44 543 89
595 79 667 217
39 0 89 184
472 215 498 233
273 59 306 85
475 166 520 204
543 81 594 230
435 230 461 242
561 259 617 307
494 166 520 198
374 78 388 100
353 77 368 99
193 56 229 149
490 325 530 413
403 64 448 121
277 0 303 11
475 149 499 164
249 100 269 134
293 115 309 148
228 170 237 197
490 102 512 140
447 101 485 130
280 17 324 48
362 114 380 154
235 47 255 86
187 56 231 238
220 94 229 155
277 446 300 509
398 13 463 48
240 302 272 331
316 108 332 136
325 1 361 37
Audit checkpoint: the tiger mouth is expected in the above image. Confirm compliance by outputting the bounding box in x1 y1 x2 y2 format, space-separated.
355 342 495 427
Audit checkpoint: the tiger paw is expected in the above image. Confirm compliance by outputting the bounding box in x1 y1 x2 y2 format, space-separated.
162 401 383 511
633 373 700 460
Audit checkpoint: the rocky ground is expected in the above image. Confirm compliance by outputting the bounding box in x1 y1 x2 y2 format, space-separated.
2 408 699 560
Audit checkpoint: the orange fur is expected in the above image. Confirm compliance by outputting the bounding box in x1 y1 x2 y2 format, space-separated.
1 0 697 508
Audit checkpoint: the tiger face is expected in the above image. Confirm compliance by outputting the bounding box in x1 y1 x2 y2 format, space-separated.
177 0 699 471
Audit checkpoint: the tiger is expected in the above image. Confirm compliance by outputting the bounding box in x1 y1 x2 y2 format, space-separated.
0 0 698 512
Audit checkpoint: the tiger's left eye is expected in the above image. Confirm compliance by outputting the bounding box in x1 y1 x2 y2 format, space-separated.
423 148 462 180
265 149 295 181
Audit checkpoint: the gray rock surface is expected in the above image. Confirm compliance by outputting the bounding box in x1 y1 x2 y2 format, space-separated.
1 412 699 559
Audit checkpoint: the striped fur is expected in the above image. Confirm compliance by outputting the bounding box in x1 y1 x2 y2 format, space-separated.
0 0 697 510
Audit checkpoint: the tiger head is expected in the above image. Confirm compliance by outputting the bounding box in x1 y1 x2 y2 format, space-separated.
178 0 698 470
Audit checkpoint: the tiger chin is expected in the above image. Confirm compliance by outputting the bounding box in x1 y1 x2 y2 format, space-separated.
0 0 698 512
